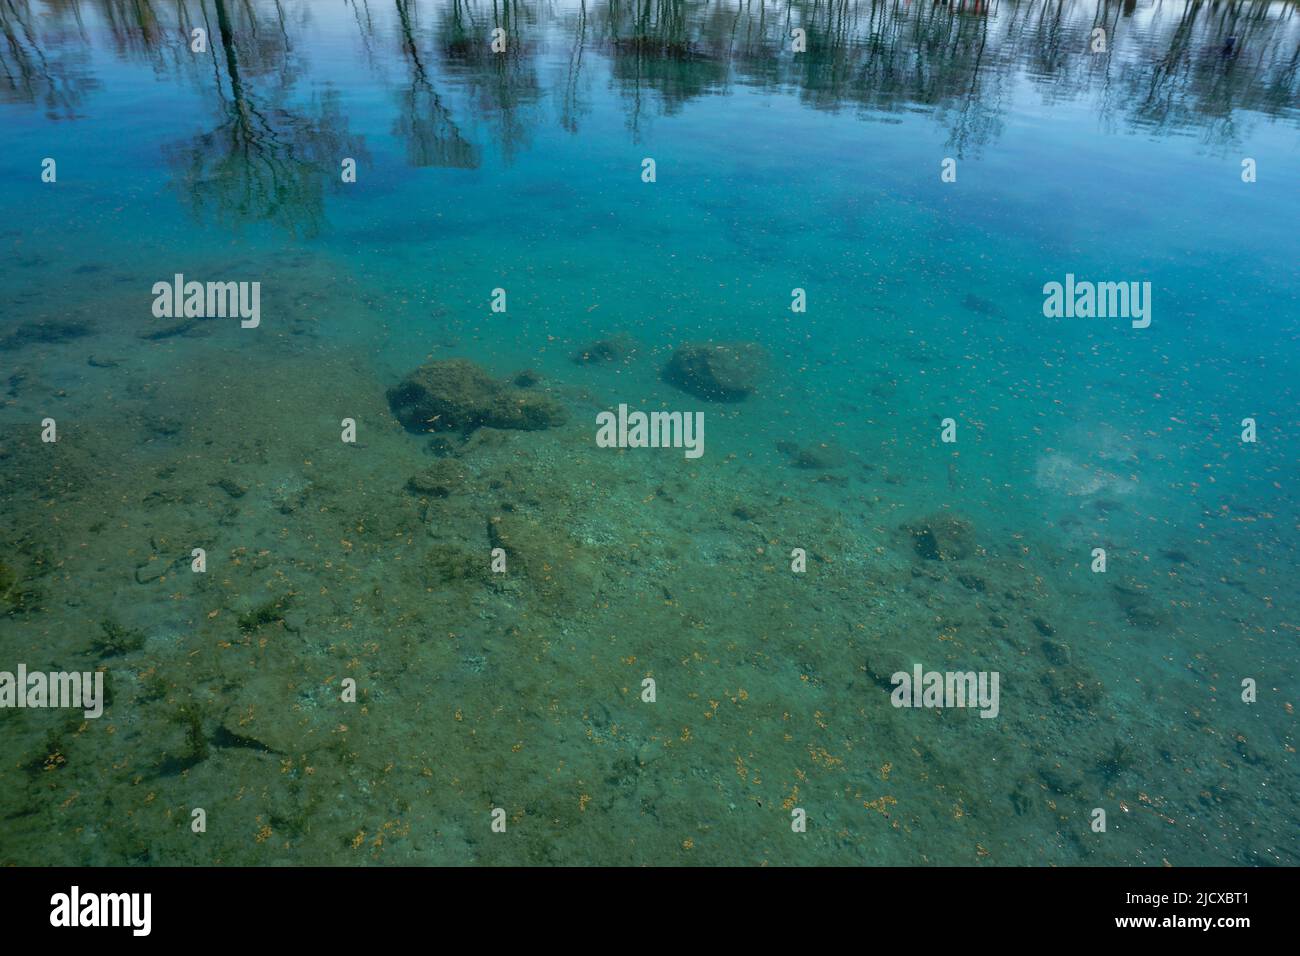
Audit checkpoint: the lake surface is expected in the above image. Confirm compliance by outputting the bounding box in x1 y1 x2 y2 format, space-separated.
1 0 1297 865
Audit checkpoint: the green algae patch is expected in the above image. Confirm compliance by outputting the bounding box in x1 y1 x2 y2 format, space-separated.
427 544 490 585
0 559 43 615
93 618 146 658
237 596 294 634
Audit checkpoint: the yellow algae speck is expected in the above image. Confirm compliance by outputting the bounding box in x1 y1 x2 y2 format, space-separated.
808 746 842 769
864 795 897 815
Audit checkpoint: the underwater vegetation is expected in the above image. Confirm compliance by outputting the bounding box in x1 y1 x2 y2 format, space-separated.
0 0 1296 867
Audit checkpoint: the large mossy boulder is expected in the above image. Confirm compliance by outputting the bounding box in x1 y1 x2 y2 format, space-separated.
387 359 566 434
662 341 766 401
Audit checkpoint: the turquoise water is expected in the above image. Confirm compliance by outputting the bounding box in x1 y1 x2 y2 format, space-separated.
1 0 1297 865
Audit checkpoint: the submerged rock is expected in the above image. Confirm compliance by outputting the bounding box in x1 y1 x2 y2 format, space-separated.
0 319 93 351
572 334 636 365
214 477 247 499
387 358 566 434
961 292 1004 318
487 514 602 612
1110 579 1168 630
776 439 847 469
139 319 202 341
902 514 975 562
426 435 458 458
407 460 467 498
662 341 766 401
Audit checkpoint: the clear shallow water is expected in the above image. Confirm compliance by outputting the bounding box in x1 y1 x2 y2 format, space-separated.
0 0 1297 865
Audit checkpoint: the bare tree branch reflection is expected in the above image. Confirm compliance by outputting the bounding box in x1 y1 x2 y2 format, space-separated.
163 0 368 238
5 0 1296 229
392 0 479 168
